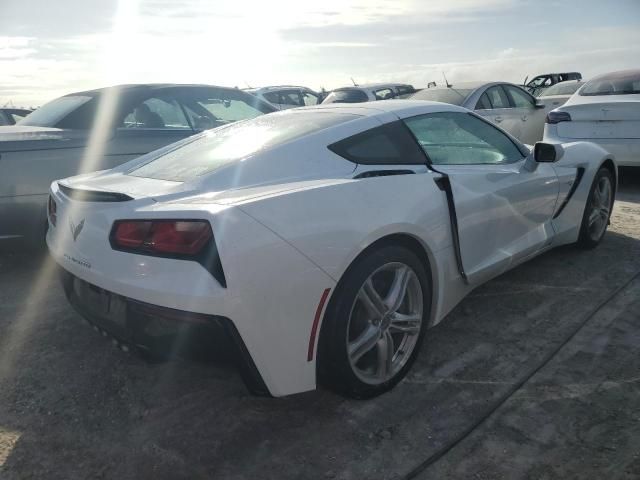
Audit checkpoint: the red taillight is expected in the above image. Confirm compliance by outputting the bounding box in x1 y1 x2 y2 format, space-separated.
113 221 153 248
48 196 57 227
111 220 212 256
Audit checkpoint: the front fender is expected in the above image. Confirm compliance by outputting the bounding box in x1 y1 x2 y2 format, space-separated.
550 141 615 245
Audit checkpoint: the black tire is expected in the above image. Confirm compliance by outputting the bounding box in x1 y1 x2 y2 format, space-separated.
318 244 431 399
576 167 614 249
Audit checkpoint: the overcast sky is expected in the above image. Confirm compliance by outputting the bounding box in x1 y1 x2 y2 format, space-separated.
1 0 638 106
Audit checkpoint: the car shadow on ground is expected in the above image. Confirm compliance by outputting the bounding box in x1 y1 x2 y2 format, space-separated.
1 177 640 479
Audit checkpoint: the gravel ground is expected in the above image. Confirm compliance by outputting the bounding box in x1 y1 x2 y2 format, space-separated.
1 170 640 480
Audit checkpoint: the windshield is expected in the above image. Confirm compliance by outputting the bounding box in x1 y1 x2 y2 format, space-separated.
541 82 582 96
18 95 93 127
409 88 473 106
128 111 358 181
322 89 369 104
580 70 640 96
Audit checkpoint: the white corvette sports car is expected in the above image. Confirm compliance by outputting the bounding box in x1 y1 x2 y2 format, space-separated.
47 101 616 398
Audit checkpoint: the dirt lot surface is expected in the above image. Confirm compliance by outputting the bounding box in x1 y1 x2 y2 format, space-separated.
1 172 640 480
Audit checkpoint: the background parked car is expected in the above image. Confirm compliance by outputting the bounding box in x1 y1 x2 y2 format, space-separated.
321 83 416 104
538 80 585 108
0 83 275 248
409 82 551 144
0 107 33 125
246 86 321 110
525 72 582 97
544 69 640 167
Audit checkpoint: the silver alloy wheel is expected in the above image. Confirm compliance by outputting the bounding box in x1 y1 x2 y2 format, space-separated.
346 262 423 385
588 175 612 241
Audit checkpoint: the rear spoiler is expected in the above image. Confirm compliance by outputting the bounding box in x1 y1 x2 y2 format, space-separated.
58 183 133 202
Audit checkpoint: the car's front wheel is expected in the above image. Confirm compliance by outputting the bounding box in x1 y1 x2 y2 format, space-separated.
318 244 431 398
577 167 614 249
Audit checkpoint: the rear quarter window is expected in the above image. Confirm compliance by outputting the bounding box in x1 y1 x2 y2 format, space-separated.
328 121 426 165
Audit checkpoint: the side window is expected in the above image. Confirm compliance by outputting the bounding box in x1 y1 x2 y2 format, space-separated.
403 112 524 166
529 76 550 88
302 92 319 106
505 85 534 108
278 91 304 107
263 92 280 104
122 97 190 130
485 86 510 109
396 86 415 96
10 113 27 123
475 92 492 110
328 121 426 165
373 88 395 100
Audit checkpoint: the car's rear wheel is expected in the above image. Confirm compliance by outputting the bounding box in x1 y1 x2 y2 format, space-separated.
577 168 614 249
318 245 431 398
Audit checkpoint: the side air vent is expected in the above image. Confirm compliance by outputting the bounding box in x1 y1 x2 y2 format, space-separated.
58 184 133 202
354 170 415 179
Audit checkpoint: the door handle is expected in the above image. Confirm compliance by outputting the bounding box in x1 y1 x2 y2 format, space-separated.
494 116 503 123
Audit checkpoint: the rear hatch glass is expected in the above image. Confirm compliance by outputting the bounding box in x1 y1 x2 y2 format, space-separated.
128 111 358 181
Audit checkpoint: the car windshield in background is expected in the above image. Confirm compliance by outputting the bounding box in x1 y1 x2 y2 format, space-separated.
409 88 473 106
323 89 368 103
176 88 273 130
541 82 583 96
128 111 359 181
18 95 93 128
580 71 640 96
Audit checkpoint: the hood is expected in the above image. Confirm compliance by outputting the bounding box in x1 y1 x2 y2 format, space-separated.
0 125 89 152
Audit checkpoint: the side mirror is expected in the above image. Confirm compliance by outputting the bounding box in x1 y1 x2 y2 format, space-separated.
535 98 545 109
534 142 563 163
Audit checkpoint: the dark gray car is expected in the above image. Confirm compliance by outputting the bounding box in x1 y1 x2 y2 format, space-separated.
0 84 275 248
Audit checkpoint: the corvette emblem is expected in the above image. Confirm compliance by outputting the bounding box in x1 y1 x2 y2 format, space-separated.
69 219 85 242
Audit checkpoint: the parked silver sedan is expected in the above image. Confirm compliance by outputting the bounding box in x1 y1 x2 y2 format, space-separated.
0 84 275 248
409 82 552 145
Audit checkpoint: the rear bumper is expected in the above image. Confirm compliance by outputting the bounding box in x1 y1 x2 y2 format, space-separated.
61 269 271 396
544 125 640 166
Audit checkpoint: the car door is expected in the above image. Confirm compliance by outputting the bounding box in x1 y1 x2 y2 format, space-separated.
403 111 559 284
106 92 195 168
475 85 523 141
503 84 543 144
